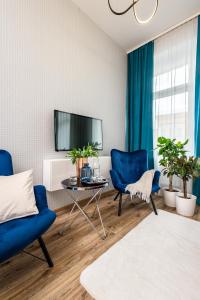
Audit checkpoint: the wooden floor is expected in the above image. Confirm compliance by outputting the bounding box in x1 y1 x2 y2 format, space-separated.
1 192 200 300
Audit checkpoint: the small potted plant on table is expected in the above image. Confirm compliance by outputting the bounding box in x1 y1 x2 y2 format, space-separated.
175 155 200 217
157 137 188 207
67 144 98 178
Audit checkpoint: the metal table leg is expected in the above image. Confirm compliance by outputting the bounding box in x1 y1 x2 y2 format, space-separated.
60 188 107 239
94 189 106 238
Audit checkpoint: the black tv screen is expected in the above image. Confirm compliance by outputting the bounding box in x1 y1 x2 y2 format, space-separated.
54 110 103 151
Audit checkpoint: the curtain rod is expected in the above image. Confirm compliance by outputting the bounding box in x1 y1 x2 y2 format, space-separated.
127 12 200 54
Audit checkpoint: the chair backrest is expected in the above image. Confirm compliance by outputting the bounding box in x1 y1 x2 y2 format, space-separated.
0 150 14 176
111 149 148 184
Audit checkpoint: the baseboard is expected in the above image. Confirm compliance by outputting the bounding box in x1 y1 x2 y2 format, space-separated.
54 189 116 215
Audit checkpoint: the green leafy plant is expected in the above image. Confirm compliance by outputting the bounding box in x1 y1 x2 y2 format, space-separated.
67 148 82 164
67 144 98 164
81 144 98 158
175 156 200 198
157 137 188 192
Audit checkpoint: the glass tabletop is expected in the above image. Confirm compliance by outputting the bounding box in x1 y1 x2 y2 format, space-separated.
61 178 109 191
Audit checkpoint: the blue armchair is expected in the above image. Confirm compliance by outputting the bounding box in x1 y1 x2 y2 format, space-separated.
0 150 56 267
110 149 160 216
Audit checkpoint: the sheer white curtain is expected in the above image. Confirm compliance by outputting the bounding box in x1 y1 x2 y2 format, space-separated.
153 18 198 189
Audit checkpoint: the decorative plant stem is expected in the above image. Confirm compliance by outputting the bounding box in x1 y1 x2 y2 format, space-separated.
183 177 187 199
169 175 173 192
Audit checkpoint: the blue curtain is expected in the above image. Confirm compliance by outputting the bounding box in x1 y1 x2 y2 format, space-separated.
126 41 154 169
193 16 200 205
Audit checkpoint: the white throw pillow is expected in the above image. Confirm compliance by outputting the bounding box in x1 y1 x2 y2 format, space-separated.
0 170 39 224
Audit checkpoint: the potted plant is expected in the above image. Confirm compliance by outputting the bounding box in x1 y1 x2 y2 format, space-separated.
67 144 98 178
175 155 200 217
157 137 188 207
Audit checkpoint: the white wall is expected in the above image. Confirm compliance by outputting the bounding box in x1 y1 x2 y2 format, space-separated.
0 0 127 209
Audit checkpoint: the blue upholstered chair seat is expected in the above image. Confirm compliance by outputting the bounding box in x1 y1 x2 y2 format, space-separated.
110 168 160 194
0 208 55 262
112 182 160 194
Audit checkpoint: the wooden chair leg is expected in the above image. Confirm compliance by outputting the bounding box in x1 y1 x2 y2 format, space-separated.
118 193 122 216
150 195 158 215
114 191 120 201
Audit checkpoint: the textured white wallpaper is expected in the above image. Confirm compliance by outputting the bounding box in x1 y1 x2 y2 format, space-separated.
0 0 127 209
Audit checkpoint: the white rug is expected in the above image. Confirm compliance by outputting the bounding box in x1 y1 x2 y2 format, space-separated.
80 210 200 300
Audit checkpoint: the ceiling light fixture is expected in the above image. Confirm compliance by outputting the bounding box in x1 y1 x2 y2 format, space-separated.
108 0 158 24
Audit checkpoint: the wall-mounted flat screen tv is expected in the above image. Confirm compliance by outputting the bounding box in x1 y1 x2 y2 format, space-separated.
54 110 103 151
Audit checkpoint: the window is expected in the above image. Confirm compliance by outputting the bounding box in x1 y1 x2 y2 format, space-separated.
153 19 197 160
154 65 189 144
153 19 197 188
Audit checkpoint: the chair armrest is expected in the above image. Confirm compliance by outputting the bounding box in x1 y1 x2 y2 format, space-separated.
34 185 48 212
110 169 122 191
153 170 160 186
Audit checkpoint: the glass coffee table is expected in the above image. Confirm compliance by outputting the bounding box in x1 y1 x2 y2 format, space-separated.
60 178 109 239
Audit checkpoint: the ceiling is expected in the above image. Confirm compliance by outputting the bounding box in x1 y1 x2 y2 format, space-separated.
71 0 200 52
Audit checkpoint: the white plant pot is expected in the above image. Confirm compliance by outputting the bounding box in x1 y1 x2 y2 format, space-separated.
176 193 197 217
163 188 178 208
